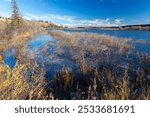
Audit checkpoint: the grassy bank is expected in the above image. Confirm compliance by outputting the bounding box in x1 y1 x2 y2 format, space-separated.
0 17 63 51
0 20 39 50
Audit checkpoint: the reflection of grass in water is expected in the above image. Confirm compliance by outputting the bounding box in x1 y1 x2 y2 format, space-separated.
0 30 150 100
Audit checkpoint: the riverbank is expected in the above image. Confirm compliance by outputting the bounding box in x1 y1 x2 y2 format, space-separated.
0 18 50 100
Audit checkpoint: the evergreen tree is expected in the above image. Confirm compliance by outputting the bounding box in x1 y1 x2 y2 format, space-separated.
10 0 23 33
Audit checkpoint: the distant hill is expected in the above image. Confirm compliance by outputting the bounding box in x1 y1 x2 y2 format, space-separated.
37 20 63 28
77 24 150 31
102 24 150 31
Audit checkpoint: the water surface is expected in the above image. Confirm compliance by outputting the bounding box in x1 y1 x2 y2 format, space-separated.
3 29 150 79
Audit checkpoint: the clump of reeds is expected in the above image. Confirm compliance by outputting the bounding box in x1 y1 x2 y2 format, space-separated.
0 29 150 100
46 30 150 100
49 67 150 100
0 59 47 100
52 68 74 99
48 30 132 73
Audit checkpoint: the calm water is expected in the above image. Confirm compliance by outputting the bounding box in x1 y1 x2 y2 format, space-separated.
3 49 16 68
3 34 78 79
3 28 150 78
48 28 150 52
3 35 55 68
54 28 150 41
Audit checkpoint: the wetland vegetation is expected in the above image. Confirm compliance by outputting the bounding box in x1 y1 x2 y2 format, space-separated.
0 0 150 100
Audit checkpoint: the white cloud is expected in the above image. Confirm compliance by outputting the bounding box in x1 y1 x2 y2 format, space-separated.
0 11 123 27
24 13 74 21
114 19 122 25
47 14 74 21
0 11 10 17
64 19 123 27
24 13 123 27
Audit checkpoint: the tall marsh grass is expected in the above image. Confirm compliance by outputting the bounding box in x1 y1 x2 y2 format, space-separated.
0 28 150 100
0 60 47 100
46 30 150 100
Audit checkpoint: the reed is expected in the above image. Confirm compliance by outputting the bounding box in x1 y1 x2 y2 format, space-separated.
0 28 149 100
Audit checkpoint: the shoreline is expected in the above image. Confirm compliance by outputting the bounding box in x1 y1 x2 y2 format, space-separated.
75 24 150 31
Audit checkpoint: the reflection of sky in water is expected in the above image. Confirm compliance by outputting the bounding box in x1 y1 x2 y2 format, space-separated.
59 28 150 41
27 35 79 80
60 28 150 52
2 29 150 79
28 35 54 49
3 49 16 69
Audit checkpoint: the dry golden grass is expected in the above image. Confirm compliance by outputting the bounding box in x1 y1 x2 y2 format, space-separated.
0 47 149 100
46 30 150 100
0 25 150 100
0 18 47 100
0 60 47 100
50 67 150 100
0 18 45 56
48 30 132 73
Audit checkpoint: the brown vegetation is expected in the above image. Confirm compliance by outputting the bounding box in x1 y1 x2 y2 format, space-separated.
0 29 150 100
0 0 149 100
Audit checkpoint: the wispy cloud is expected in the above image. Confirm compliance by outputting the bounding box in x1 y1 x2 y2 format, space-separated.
24 13 123 27
0 11 10 17
65 18 123 27
25 13 74 21
0 11 123 27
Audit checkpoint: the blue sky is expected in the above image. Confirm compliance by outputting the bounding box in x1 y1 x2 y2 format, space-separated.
0 0 150 27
